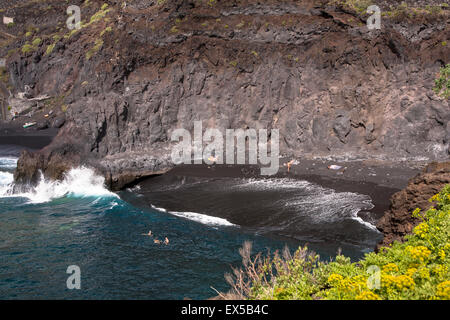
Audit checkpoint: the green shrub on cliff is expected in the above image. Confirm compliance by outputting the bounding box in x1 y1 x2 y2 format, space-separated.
434 64 450 99
45 43 56 55
21 43 34 54
330 0 372 13
224 185 450 300
85 39 104 60
32 38 42 46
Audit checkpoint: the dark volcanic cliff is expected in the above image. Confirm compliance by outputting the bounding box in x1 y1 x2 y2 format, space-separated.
0 0 449 189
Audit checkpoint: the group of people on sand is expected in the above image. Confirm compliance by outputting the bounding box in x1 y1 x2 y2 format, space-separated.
142 230 169 245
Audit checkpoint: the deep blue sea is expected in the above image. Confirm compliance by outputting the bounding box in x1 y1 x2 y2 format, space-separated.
0 146 382 299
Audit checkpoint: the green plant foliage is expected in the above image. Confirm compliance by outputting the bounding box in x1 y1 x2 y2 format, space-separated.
89 6 111 24
225 185 450 300
45 43 56 55
331 0 372 13
434 64 450 99
100 26 112 37
32 38 42 46
85 39 104 60
21 43 34 54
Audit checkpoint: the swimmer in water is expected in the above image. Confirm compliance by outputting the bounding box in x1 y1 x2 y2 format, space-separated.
164 237 169 245
154 239 161 244
141 230 152 236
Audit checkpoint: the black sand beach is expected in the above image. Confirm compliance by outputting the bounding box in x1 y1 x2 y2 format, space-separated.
0 122 58 153
137 160 422 218
123 160 423 251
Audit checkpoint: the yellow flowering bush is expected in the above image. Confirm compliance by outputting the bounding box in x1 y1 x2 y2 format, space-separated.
245 185 450 300
355 291 380 300
407 246 431 262
328 273 344 285
436 281 450 299
413 222 429 239
383 263 399 273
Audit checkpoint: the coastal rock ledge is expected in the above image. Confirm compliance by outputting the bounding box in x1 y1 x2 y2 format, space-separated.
376 161 450 251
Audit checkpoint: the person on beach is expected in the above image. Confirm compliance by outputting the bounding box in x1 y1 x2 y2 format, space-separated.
285 160 295 173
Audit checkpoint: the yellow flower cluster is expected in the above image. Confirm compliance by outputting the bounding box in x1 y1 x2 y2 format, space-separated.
336 278 365 293
383 263 399 273
328 273 343 285
412 208 422 219
383 274 415 291
395 275 415 290
404 267 430 281
413 222 429 239
407 246 431 262
326 274 369 299
406 268 417 277
436 281 450 299
355 291 380 300
429 193 441 202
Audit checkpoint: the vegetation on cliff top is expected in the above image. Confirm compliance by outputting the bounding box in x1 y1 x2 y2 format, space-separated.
223 185 450 300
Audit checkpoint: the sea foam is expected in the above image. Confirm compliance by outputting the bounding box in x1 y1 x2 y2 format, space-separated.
151 204 236 227
0 166 118 203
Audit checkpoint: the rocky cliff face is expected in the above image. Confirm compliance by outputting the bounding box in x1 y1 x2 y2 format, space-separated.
0 0 449 189
376 161 450 250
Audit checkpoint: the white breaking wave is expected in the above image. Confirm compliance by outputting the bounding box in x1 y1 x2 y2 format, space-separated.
0 171 14 195
151 204 236 227
0 171 13 185
352 215 379 232
151 204 168 212
235 177 379 231
0 167 118 203
0 157 18 169
234 177 313 190
284 187 378 231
